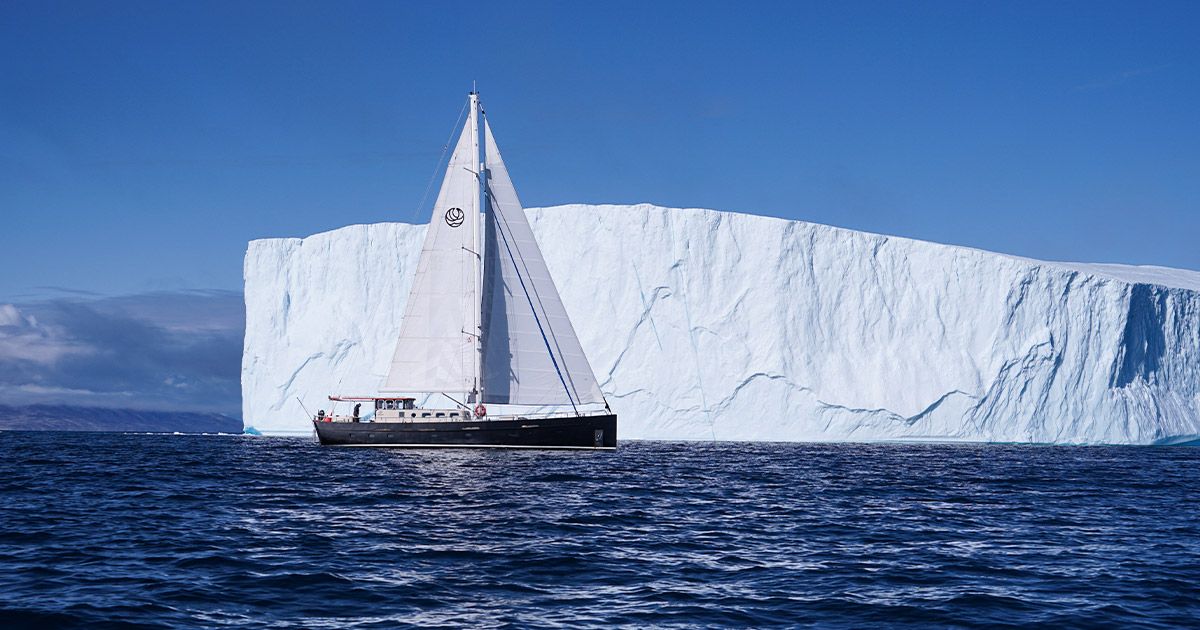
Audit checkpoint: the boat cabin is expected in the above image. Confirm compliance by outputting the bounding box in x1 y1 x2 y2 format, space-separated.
371 397 467 422
319 395 470 423
374 397 414 422
375 397 416 411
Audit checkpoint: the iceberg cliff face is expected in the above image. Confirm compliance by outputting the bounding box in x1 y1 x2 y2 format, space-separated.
242 204 1200 444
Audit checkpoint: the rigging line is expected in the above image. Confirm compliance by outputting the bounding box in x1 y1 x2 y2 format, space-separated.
295 397 313 419
484 178 589 404
487 186 580 414
410 97 470 223
485 186 584 403
478 119 589 401
440 392 471 411
482 113 596 404
492 211 578 413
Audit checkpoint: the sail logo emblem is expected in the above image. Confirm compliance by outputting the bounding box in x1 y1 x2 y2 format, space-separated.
444 207 465 228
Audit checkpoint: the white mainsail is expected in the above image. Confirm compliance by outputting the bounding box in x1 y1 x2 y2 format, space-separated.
479 119 605 406
383 95 482 395
384 93 605 409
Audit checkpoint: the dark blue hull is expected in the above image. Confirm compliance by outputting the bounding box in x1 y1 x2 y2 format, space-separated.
313 414 617 449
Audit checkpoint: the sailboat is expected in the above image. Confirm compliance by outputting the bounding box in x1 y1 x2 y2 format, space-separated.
313 92 617 449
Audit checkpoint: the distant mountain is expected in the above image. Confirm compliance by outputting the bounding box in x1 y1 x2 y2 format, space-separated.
0 405 242 433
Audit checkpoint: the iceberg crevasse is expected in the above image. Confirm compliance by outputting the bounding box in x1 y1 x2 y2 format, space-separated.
242 204 1200 444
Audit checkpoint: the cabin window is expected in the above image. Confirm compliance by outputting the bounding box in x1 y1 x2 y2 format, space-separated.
450 412 459 418
436 412 445 418
403 400 415 410
421 412 431 418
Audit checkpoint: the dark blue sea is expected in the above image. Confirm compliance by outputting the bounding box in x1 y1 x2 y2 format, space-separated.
0 433 1196 628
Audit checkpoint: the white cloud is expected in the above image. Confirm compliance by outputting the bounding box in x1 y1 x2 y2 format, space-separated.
0 304 21 327
0 304 92 364
0 291 243 414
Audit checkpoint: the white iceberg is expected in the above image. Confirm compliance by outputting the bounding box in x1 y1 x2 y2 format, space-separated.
242 204 1200 444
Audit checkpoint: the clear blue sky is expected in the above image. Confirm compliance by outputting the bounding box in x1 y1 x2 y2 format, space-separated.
2 1 1198 300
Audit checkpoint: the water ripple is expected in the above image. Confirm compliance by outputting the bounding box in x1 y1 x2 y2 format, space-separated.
0 433 1196 627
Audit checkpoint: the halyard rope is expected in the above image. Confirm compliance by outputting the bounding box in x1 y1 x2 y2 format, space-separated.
411 97 470 222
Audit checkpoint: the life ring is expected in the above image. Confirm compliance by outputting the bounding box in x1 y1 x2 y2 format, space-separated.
474 403 487 418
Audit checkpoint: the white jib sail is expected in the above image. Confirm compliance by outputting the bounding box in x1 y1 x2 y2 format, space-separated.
384 98 481 394
480 118 605 406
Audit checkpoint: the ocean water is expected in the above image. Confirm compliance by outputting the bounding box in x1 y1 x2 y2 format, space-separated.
0 433 1196 628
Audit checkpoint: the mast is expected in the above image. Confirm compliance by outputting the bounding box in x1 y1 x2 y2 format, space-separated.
469 91 484 404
